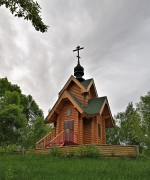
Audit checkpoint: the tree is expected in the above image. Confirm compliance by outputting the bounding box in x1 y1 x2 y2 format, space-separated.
0 0 48 32
0 77 50 147
107 103 142 148
0 78 43 124
0 91 26 145
137 92 150 154
20 94 43 124
106 125 121 145
22 116 51 148
117 103 142 145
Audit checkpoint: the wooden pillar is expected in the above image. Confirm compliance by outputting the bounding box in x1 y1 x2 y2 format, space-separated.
94 117 98 144
78 115 83 144
56 116 60 136
101 118 106 144
91 119 94 144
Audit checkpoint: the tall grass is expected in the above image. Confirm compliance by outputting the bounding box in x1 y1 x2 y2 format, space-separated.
0 153 150 180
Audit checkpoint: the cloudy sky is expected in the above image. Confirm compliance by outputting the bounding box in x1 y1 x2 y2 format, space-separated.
0 0 150 117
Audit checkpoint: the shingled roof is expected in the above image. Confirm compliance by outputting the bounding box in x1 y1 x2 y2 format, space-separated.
81 78 93 88
67 91 106 115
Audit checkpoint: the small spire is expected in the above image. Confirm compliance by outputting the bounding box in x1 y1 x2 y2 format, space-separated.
73 46 85 82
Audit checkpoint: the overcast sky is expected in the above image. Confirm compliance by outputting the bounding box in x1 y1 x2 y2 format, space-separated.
0 0 150 117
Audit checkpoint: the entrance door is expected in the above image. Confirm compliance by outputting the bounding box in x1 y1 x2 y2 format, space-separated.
83 119 91 144
64 120 74 142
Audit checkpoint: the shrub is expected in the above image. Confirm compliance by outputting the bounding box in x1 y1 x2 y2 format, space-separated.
50 146 60 157
0 144 19 153
77 145 100 158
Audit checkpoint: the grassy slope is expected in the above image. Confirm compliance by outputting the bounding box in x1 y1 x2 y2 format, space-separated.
0 154 150 180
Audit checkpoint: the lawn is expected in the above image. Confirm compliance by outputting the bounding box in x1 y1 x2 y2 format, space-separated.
0 153 150 180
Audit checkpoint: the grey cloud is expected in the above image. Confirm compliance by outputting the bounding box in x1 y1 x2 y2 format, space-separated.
0 0 150 116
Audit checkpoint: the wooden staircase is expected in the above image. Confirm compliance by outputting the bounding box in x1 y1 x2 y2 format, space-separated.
36 130 75 149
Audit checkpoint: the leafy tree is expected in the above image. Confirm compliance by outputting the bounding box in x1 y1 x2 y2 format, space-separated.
0 91 26 145
0 78 43 124
0 77 21 96
0 77 51 148
117 103 142 145
106 125 121 145
22 116 51 148
0 0 48 32
107 103 142 148
137 92 150 154
20 94 43 124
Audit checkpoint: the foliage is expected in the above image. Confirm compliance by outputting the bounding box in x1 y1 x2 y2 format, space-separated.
117 103 142 145
107 103 142 146
0 90 26 145
106 125 121 145
107 92 150 155
0 144 19 153
0 77 50 148
23 116 51 148
77 145 100 158
49 145 100 158
50 146 60 157
20 94 43 124
0 154 150 180
0 0 48 32
137 92 150 155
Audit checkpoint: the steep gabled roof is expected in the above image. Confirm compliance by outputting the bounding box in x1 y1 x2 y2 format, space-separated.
67 91 114 127
84 97 106 115
59 75 87 96
45 90 84 123
59 76 98 98
67 91 106 115
81 78 93 88
45 90 114 127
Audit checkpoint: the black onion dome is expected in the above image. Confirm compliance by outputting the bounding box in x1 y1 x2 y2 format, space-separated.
74 60 84 82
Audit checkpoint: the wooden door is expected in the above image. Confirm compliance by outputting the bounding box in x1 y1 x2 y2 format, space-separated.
64 120 74 142
83 119 91 144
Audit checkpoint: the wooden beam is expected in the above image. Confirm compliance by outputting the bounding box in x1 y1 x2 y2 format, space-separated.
103 115 111 119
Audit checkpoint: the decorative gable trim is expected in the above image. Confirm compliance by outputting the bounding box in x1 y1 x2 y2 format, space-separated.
86 79 98 97
59 75 87 97
45 90 84 123
99 97 114 127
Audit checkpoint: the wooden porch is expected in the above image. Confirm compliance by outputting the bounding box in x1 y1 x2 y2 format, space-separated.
36 130 139 157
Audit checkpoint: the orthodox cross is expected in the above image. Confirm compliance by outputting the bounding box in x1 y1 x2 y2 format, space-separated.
73 46 84 63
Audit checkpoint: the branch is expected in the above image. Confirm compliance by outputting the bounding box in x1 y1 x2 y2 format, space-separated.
0 0 49 33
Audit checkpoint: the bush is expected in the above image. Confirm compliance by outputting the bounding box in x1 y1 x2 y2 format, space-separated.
50 146 60 157
0 144 19 153
77 145 100 158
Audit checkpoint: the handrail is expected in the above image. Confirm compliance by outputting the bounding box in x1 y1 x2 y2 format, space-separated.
36 130 56 149
36 131 54 145
36 129 76 149
45 130 75 148
49 130 64 144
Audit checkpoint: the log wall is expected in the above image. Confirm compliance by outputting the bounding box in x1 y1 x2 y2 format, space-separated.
83 120 92 144
68 82 83 102
57 101 78 143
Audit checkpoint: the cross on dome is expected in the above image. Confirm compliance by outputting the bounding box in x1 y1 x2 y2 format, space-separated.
73 46 85 82
73 46 84 64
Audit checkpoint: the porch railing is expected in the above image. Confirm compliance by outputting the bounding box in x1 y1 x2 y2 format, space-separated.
36 130 56 149
36 129 75 149
45 129 75 148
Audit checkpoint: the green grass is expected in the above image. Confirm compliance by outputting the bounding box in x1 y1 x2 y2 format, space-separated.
0 153 150 180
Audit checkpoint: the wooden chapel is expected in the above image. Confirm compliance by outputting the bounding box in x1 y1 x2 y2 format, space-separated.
36 46 114 149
